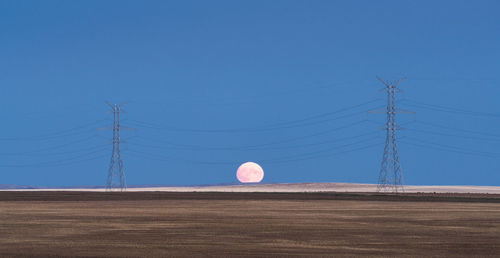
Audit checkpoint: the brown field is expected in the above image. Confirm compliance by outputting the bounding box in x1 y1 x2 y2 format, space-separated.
1 192 500 257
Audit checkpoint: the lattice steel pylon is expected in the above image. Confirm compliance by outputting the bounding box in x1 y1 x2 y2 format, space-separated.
372 76 411 193
105 102 127 191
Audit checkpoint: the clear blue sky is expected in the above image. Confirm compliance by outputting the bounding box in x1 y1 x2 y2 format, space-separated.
1 0 499 187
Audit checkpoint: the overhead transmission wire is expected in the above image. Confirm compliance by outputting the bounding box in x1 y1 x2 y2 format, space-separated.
127 109 372 133
124 99 386 164
413 120 500 138
0 143 110 157
147 78 368 106
404 127 500 142
258 136 385 164
126 99 382 133
0 119 113 167
393 99 500 157
124 132 384 165
125 138 383 165
260 141 384 164
0 134 103 156
128 119 371 151
0 119 108 141
401 99 500 118
123 99 382 154
400 136 498 158
230 79 369 103
0 146 109 168
128 129 378 152
400 140 497 158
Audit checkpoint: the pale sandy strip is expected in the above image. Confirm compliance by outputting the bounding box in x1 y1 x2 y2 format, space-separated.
1 183 500 194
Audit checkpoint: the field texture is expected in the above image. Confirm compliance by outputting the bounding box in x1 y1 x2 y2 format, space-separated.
0 192 499 257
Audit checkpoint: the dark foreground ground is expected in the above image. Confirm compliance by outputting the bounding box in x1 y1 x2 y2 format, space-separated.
0 192 499 257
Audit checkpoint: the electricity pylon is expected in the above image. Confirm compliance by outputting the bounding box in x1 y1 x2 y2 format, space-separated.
105 102 127 192
371 76 412 193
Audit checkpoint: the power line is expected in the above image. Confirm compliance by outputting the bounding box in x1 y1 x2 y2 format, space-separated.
139 79 371 106
0 119 107 141
235 131 380 151
262 142 383 164
401 99 500 118
401 140 496 158
128 130 380 152
0 143 108 157
124 137 384 165
126 99 381 133
401 136 498 157
0 148 109 168
259 137 383 164
404 128 500 142
0 135 101 156
126 110 366 133
413 120 500 138
130 119 370 151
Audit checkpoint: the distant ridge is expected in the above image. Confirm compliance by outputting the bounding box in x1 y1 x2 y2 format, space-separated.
0 184 111 190
0 183 242 190
2 182 500 194
0 184 38 190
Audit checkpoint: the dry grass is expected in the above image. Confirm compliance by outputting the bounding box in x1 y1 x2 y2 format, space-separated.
0 192 499 257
